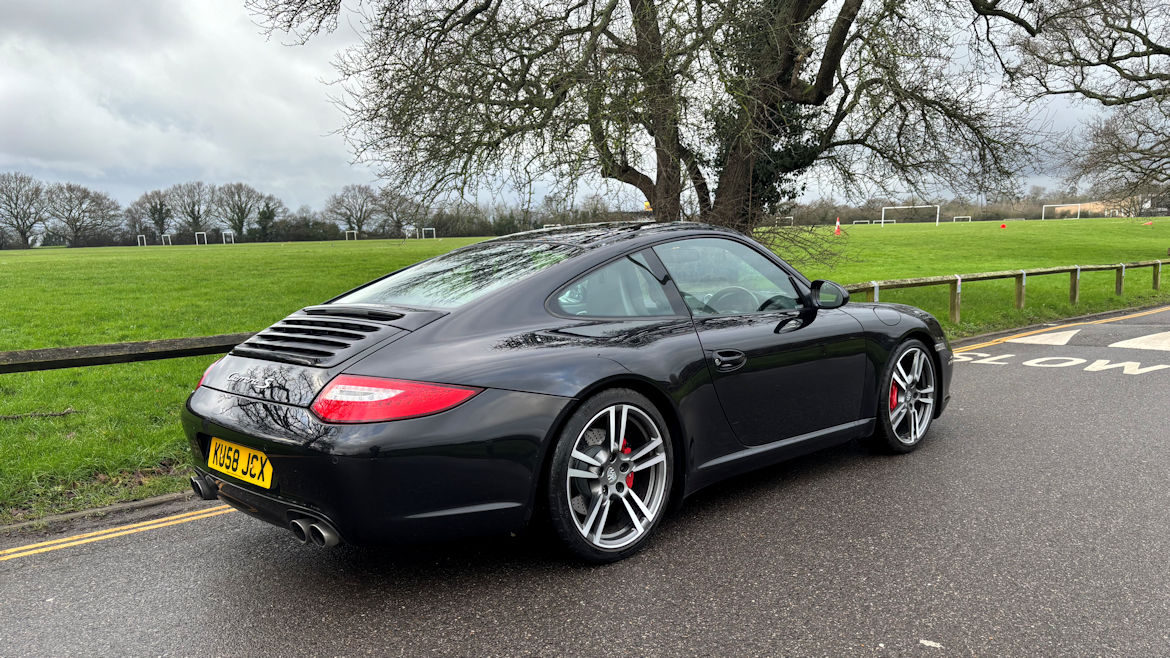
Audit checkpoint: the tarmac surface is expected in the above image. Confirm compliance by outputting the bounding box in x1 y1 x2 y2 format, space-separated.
3 306 1170 656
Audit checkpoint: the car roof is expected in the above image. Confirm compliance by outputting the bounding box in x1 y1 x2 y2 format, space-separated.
482 221 740 250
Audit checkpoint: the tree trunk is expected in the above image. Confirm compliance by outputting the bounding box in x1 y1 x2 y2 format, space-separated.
710 138 755 232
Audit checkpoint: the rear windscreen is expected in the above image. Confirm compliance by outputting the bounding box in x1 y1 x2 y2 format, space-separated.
332 241 580 309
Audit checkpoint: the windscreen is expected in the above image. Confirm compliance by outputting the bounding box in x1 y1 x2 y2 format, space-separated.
332 241 581 309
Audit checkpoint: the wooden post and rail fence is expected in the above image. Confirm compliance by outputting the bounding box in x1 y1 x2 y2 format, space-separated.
0 260 1164 375
844 259 1163 325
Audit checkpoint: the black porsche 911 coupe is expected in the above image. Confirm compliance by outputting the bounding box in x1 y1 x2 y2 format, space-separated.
185 221 952 562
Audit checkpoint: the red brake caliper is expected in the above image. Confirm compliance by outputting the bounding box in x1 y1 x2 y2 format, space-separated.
889 382 899 411
621 439 634 488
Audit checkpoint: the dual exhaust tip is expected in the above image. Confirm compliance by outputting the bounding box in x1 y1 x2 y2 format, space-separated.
190 475 340 548
289 518 340 548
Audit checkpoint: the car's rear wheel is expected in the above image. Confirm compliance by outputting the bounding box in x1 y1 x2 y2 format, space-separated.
547 388 672 563
868 339 937 453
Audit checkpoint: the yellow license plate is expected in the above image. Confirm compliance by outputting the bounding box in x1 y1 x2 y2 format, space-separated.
208 437 273 489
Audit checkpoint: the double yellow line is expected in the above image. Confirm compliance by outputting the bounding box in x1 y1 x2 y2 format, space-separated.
955 305 1170 353
1 505 234 562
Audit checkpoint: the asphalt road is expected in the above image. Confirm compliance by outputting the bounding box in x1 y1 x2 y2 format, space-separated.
4 307 1170 657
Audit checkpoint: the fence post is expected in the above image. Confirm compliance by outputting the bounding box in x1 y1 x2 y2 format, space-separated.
1115 264 1125 296
1156 261 1163 291
870 281 880 302
949 275 961 324
1015 270 1026 310
1070 266 1081 304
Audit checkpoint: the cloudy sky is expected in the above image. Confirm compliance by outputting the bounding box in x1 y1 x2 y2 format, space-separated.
1 0 1088 212
0 0 374 209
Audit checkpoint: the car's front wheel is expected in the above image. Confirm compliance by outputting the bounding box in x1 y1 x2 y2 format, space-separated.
868 339 938 453
547 388 672 563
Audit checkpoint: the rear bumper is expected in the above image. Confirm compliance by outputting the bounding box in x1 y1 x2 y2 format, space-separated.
183 386 572 545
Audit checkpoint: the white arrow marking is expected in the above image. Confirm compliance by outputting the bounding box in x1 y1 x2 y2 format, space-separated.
1006 329 1080 346
1109 331 1170 352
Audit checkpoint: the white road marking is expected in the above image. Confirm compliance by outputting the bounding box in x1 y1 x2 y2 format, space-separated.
1022 357 1087 368
970 354 1014 365
959 353 1170 375
1084 359 1170 375
919 639 944 649
1006 329 1080 346
1108 331 1170 352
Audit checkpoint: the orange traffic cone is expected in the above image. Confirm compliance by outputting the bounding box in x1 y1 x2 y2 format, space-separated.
834 217 842 236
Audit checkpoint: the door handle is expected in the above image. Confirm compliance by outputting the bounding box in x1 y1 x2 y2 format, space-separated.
712 349 747 372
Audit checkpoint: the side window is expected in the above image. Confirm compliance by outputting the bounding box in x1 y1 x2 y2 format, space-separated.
553 252 675 317
653 238 803 316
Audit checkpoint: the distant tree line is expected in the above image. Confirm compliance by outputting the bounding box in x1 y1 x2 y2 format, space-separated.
0 172 632 249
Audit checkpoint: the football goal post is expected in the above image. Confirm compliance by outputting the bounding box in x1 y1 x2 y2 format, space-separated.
1042 203 1081 220
345 230 358 240
161 234 172 245
222 231 236 244
881 204 939 226
136 235 147 246
953 216 972 222
421 227 437 239
194 231 208 245
852 220 870 224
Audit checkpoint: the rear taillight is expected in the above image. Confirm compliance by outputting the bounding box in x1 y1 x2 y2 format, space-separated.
198 358 223 388
310 375 482 423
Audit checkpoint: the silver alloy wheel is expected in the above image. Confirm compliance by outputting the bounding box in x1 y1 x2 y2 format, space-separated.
888 346 936 445
565 404 668 550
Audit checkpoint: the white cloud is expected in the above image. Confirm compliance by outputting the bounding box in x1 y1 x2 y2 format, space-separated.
0 0 377 208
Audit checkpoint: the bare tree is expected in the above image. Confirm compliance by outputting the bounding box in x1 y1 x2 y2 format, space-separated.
376 187 426 238
324 184 379 235
167 181 216 235
1061 105 1170 212
1004 0 1170 213
126 189 174 240
44 183 122 247
0 172 47 248
250 0 1046 239
216 182 266 239
1010 0 1170 107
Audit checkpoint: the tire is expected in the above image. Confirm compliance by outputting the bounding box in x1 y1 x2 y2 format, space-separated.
867 339 938 454
547 388 673 563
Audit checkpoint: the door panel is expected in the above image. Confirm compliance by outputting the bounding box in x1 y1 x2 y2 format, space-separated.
691 309 867 444
653 237 868 446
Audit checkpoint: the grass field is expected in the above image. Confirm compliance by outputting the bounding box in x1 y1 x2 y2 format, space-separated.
2 218 1168 523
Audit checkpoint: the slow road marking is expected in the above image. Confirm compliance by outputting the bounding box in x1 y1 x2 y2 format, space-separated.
1 505 234 563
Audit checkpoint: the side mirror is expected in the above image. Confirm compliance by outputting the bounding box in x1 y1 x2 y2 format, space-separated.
810 280 849 309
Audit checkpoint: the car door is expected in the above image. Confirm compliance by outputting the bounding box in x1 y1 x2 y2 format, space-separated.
651 237 868 445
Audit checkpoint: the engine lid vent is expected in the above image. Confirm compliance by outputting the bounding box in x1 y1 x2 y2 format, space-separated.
231 308 403 367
